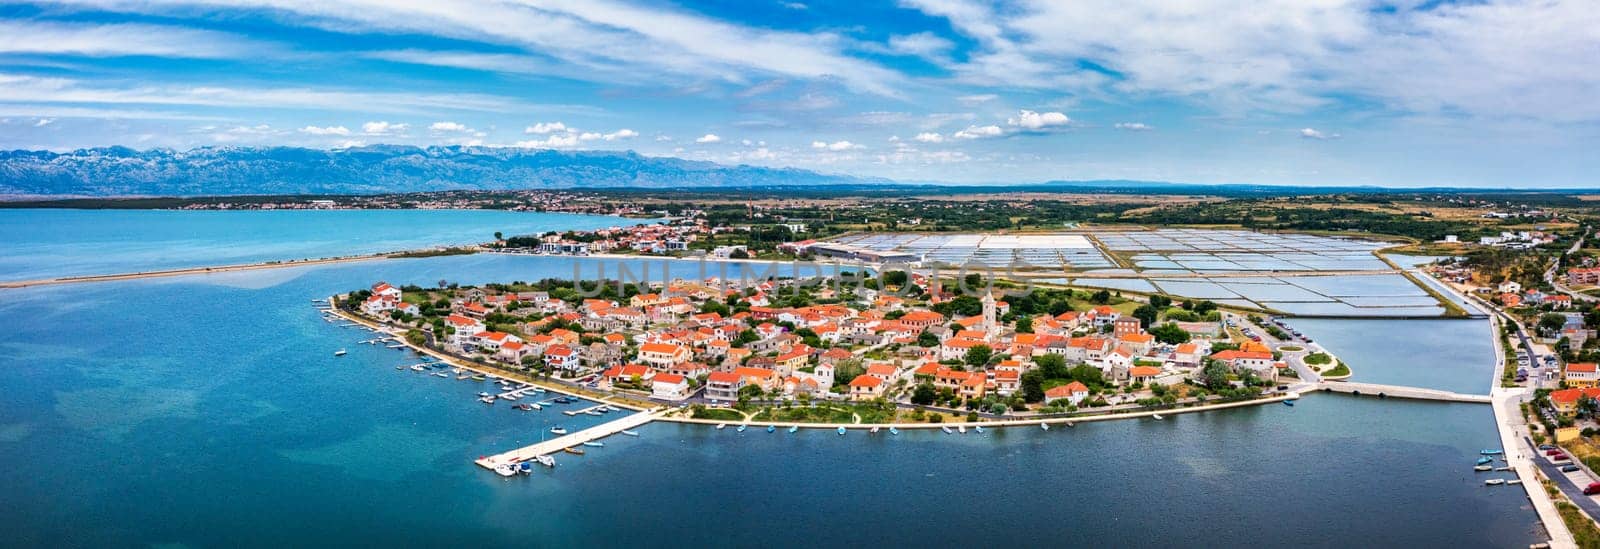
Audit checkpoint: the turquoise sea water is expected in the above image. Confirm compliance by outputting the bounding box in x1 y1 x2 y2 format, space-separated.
0 211 1540 546
0 209 644 281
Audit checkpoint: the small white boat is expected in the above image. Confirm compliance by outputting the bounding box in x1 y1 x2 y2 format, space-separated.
550 426 568 435
620 430 640 437
1507 479 1523 485
502 394 518 401
333 349 347 356
530 403 542 411
941 426 953 434
974 425 984 433
1473 465 1492 471
410 365 425 372
432 372 448 378
870 426 880 434
1152 414 1165 420
1040 423 1050 431
584 410 603 416
479 396 495 404
535 455 556 468
1484 478 1506 486
957 425 967 434
716 423 727 430
582 441 604 448
494 464 517 477
478 392 490 398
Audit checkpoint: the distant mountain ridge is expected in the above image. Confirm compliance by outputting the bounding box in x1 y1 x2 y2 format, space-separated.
0 145 889 197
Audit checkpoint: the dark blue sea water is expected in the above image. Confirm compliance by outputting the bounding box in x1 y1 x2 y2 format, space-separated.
0 211 1541 547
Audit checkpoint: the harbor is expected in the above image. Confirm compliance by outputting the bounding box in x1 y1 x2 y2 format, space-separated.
475 410 662 472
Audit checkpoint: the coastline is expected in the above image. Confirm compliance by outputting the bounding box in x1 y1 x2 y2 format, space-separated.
0 252 395 290
328 298 1298 429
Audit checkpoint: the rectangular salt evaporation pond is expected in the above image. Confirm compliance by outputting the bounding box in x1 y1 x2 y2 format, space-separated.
1150 279 1242 299
1291 318 1496 394
1264 302 1444 317
1070 278 1159 293
1218 283 1334 302
1286 274 1429 297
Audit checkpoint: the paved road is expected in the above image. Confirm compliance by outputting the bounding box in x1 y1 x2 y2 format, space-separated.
1526 435 1600 519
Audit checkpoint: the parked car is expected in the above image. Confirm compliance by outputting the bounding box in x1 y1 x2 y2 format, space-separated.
1541 444 1557 450
1562 465 1582 472
1547 448 1564 456
1584 482 1600 495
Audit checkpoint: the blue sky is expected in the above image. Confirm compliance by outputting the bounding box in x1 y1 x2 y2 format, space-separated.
0 0 1596 187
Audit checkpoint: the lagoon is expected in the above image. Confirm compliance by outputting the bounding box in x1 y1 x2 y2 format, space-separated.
0 208 643 282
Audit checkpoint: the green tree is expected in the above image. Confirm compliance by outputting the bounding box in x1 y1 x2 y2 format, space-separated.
1540 313 1567 334
1014 316 1033 334
912 383 938 405
1035 353 1069 379
1149 322 1191 344
964 344 993 368
1068 364 1104 387
1149 295 1172 309
1021 370 1045 402
1091 290 1112 304
1133 304 1159 328
1200 359 1231 391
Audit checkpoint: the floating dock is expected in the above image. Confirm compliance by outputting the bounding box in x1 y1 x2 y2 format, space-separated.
475 411 658 470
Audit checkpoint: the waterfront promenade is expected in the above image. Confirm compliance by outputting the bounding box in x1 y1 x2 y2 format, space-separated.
1314 381 1491 403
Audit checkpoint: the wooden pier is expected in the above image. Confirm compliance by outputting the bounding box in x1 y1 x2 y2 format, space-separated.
475 411 659 469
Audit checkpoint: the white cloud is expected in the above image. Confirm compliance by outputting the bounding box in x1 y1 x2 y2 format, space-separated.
0 20 271 60
299 125 351 136
956 94 998 105
33 118 54 127
429 121 471 132
1114 122 1152 131
914 132 945 143
695 133 723 143
526 122 569 134
1299 127 1338 140
886 32 955 58
952 124 1003 139
516 134 581 149
811 140 863 151
0 73 516 115
361 121 409 135
604 129 639 141
900 0 1600 123
1007 109 1071 130
782 2 808 10
56 0 906 96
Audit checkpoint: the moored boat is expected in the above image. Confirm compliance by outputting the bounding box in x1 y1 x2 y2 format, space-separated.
788 425 798 433
535 455 556 468
958 425 967 434
1476 457 1492 465
1283 400 1295 407
737 425 747 432
620 430 640 437
563 447 584 455
716 423 727 430
870 426 880 434
974 425 984 433
888 427 899 435
334 349 347 356
941 426 953 434
767 425 776 433
1152 414 1165 420
1473 465 1492 471
582 441 603 448
1041 422 1050 431
1484 478 1506 486
550 426 568 435
1481 449 1504 455
836 426 846 435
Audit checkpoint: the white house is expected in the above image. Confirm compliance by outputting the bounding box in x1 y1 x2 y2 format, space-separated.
651 373 692 401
